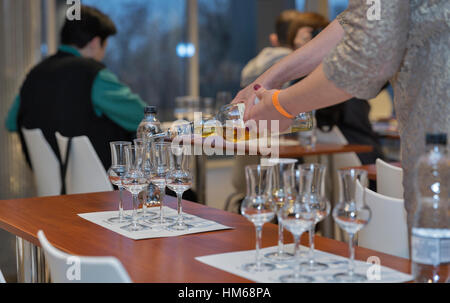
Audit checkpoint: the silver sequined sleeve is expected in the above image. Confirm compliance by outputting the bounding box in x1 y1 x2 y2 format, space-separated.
323 0 410 99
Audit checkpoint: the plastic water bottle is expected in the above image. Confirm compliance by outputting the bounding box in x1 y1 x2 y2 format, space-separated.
137 106 161 139
411 133 449 283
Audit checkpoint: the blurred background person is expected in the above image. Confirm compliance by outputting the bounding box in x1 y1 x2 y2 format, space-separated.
5 5 146 170
287 12 385 165
240 9 301 88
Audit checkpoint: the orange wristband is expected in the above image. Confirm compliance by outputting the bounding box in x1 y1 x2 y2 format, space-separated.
272 90 294 119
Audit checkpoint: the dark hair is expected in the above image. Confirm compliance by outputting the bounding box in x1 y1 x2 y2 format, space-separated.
61 5 117 48
275 10 302 47
287 12 329 49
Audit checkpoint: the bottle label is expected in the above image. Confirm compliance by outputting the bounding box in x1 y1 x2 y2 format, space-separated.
412 228 450 265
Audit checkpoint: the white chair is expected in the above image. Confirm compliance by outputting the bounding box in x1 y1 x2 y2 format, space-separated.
21 128 61 197
376 158 404 199
37 230 131 283
358 188 409 259
0 269 5 283
55 132 112 194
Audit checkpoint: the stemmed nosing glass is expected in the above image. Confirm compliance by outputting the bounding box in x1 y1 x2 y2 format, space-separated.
263 158 298 263
240 164 276 273
147 141 175 225
107 141 132 224
120 145 151 232
332 168 371 282
134 138 158 220
297 163 331 272
278 168 316 283
165 144 193 231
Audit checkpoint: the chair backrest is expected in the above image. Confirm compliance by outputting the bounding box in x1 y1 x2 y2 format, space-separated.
21 128 61 196
376 158 404 199
37 230 131 283
0 269 5 283
55 132 112 194
358 188 409 259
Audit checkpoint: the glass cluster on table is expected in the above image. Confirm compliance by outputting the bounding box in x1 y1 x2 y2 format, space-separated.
240 159 372 283
106 139 195 232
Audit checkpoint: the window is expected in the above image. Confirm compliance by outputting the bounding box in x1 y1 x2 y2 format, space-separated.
82 0 187 120
295 0 305 11
328 0 348 20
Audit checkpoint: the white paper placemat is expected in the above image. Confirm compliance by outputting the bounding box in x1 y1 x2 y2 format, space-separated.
78 206 232 240
196 244 413 283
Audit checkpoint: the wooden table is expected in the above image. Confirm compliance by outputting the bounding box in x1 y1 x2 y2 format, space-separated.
0 191 411 283
348 162 401 181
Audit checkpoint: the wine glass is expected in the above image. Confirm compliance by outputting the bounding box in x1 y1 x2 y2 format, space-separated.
120 145 151 232
278 169 316 283
264 158 297 262
332 169 371 282
298 163 331 272
147 142 175 225
134 138 158 220
165 145 193 231
107 141 132 224
240 164 276 272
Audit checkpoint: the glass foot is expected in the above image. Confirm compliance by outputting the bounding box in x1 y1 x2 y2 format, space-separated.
264 251 294 262
241 262 275 273
279 274 314 283
120 222 150 232
107 214 131 224
140 211 158 220
166 222 194 231
300 261 329 272
333 272 367 282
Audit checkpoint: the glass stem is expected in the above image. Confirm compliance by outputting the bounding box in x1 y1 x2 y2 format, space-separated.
309 224 315 266
159 187 165 224
277 214 284 255
176 192 183 225
255 225 263 270
348 233 355 276
118 186 124 220
293 234 301 280
132 194 138 229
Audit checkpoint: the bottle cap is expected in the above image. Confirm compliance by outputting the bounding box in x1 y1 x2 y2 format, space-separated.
425 133 447 145
144 106 157 114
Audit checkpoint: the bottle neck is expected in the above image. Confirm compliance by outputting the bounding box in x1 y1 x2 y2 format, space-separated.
144 113 158 121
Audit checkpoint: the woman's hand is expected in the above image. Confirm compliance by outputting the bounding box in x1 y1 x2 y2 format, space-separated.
231 83 258 117
245 85 293 134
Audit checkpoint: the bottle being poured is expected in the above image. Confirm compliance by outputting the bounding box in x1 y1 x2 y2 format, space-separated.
149 103 313 143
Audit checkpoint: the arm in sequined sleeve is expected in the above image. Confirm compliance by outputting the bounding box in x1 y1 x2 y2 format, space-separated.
323 0 410 99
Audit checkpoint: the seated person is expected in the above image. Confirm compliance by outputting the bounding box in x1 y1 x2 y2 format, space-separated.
241 9 302 88
287 13 384 164
5 5 146 170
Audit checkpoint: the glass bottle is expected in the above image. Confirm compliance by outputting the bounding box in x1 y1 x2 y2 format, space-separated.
136 106 161 140
412 133 449 283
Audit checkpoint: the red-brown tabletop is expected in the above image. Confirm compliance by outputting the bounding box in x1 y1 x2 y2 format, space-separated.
0 191 411 283
347 162 402 181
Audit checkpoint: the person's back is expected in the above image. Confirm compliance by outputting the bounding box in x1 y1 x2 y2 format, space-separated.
6 5 146 170
241 10 301 88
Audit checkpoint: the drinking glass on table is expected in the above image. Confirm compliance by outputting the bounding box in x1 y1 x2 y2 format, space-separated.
165 145 193 231
147 141 174 225
121 145 151 232
134 138 158 220
279 169 315 283
240 164 276 272
332 169 371 282
264 158 297 262
107 141 132 224
298 163 331 272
